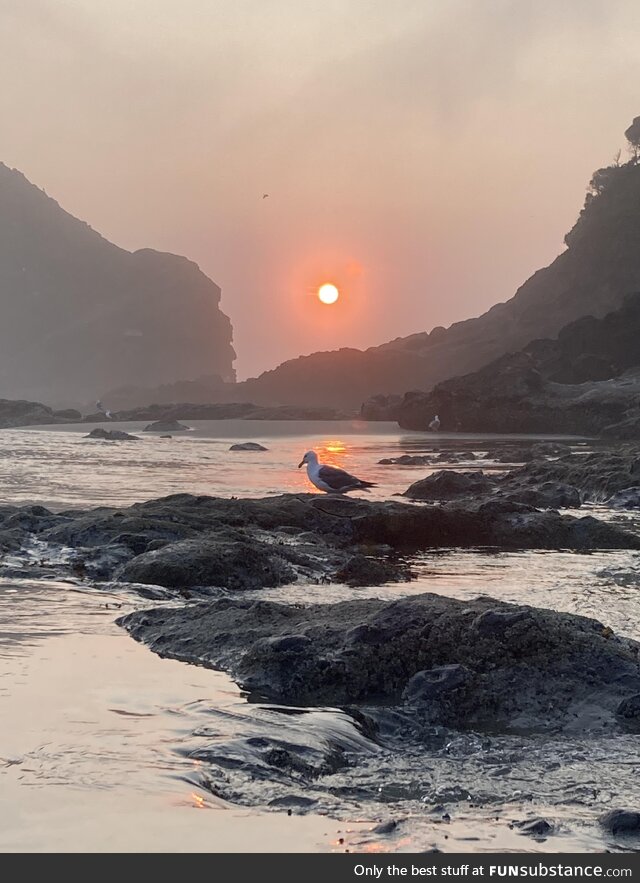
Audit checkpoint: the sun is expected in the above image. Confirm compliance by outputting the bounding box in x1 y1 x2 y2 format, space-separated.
318 283 339 305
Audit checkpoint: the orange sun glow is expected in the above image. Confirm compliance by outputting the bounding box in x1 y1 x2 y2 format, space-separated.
318 283 339 305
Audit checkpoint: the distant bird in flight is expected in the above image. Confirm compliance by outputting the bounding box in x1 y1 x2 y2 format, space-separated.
298 450 376 494
429 414 441 432
262 193 269 199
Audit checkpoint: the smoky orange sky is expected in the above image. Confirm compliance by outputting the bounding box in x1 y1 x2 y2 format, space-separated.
2 0 640 379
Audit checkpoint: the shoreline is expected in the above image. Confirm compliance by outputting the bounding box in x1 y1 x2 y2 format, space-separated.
0 583 366 853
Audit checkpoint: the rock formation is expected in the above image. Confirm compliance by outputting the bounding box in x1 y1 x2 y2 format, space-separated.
396 293 640 434
0 162 235 405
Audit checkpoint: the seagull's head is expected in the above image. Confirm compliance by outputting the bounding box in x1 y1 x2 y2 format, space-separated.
298 450 317 468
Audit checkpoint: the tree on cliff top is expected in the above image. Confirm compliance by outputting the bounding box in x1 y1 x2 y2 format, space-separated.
625 116 640 162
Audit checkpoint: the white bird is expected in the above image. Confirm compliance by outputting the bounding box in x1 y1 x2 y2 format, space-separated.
298 450 376 494
429 414 441 432
105 409 113 419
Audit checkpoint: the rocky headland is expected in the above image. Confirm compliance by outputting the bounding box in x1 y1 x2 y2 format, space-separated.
397 294 640 436
0 161 235 405
0 398 81 428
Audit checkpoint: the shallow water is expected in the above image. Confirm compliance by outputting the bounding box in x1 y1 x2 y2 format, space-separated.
2 420 585 508
1 422 639 852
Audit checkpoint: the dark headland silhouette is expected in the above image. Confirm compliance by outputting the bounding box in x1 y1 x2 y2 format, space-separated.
0 163 235 406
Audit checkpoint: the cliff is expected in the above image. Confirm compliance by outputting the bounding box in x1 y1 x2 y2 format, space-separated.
0 163 235 405
396 292 640 436
236 154 640 408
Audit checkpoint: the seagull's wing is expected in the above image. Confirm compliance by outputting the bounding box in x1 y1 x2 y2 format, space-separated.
318 464 365 490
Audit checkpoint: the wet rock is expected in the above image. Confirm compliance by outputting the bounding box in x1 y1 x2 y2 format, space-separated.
403 470 495 501
143 420 190 432
268 795 318 809
403 665 472 702
599 810 640 836
334 554 413 587
229 442 268 451
498 447 640 502
264 635 312 653
119 592 640 734
606 487 640 509
483 447 536 463
361 394 402 421
616 694 640 726
108 532 154 555
531 443 572 458
514 818 554 837
3 488 638 591
345 624 390 647
85 428 139 441
504 482 581 509
379 454 434 466
118 533 299 591
472 609 533 636
602 412 640 440
371 819 401 835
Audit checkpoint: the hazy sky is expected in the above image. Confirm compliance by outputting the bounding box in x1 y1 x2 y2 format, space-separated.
2 1 640 378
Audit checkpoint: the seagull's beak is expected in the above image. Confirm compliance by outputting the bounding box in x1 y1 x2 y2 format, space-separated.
298 460 305 468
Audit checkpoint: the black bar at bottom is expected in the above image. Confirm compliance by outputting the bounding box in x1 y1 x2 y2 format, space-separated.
2 853 639 881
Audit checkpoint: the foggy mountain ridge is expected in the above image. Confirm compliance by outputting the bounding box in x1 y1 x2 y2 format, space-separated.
0 162 236 405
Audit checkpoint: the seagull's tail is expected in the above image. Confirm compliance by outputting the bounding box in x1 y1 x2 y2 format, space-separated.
358 480 377 490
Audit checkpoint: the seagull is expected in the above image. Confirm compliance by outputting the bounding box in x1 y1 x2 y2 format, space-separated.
262 193 269 199
298 450 376 494
429 414 441 432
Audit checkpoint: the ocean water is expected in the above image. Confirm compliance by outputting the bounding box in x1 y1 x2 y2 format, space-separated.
0 419 585 508
1 422 639 853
